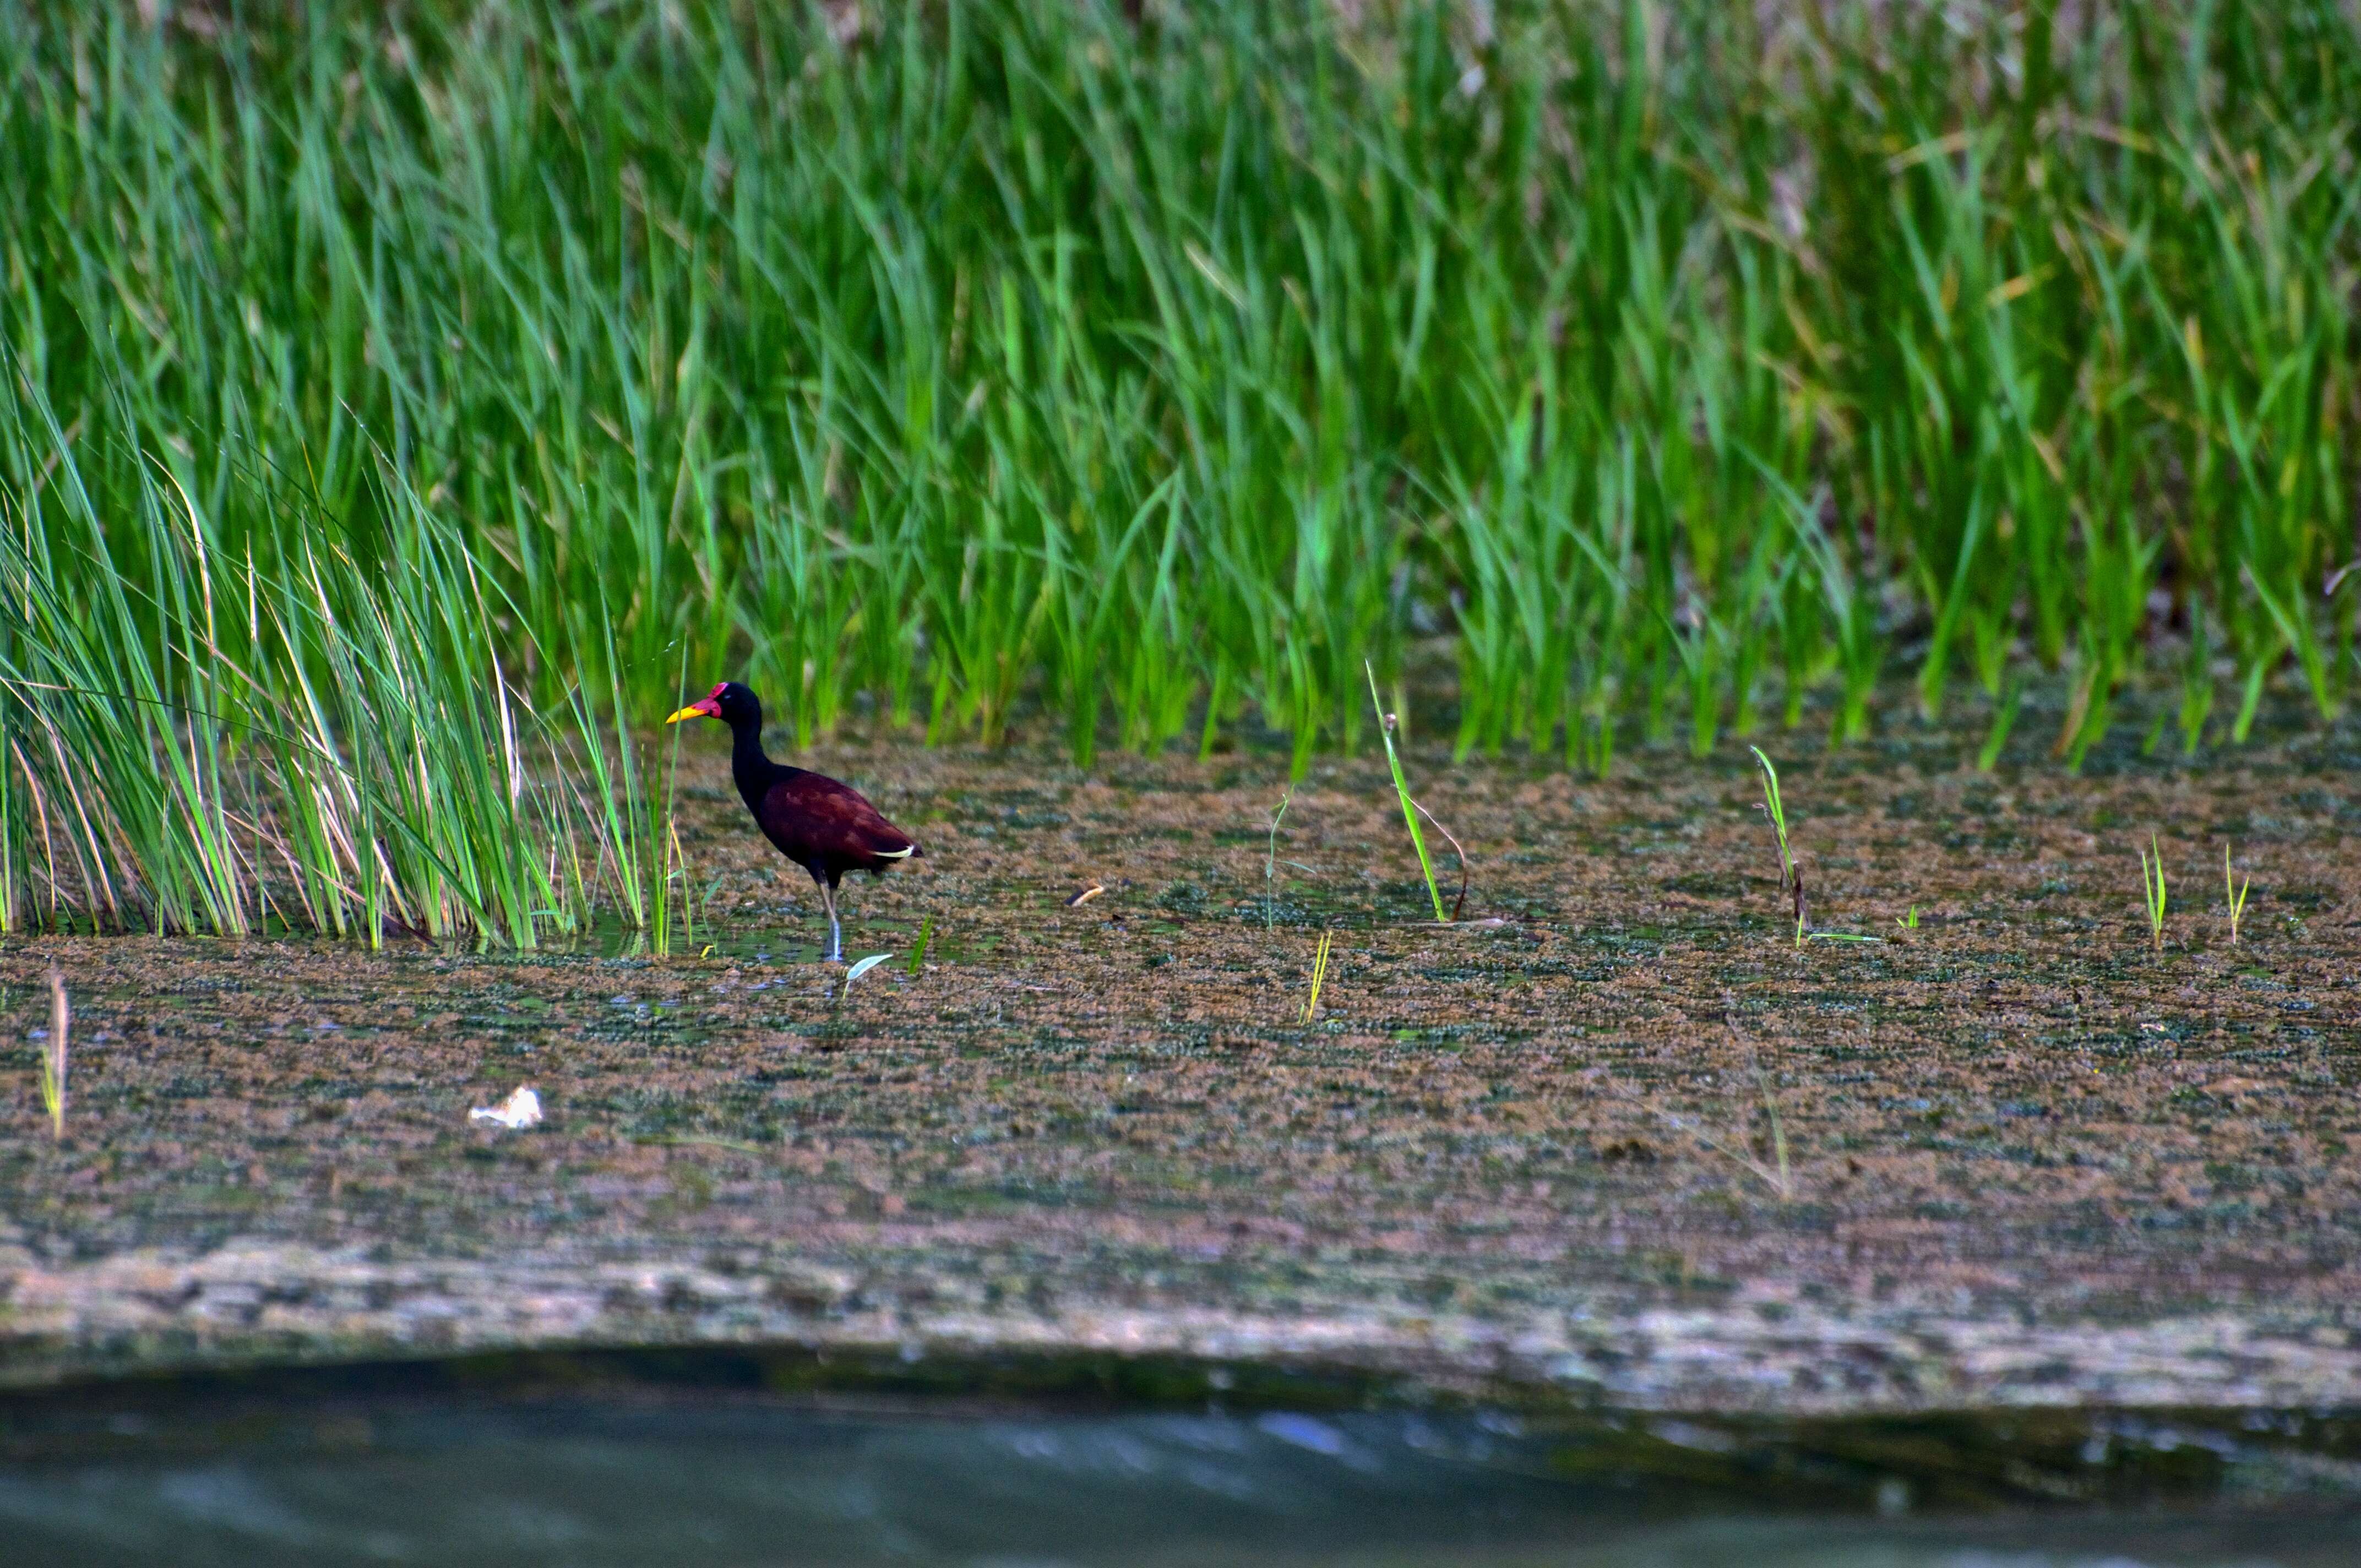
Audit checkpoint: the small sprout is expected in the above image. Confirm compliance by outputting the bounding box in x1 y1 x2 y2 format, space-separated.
39 967 68 1140
1748 759 1868 948
844 953 894 987
1896 906 1919 931
1777 846 1880 948
1300 931 1335 1025
906 916 934 975
1367 661 1447 922
1596 1014 1795 1202
2138 834 2168 954
1264 787 1294 931
2223 844 2251 946
700 944 715 959
1748 745 1793 891
1754 1061 1791 1200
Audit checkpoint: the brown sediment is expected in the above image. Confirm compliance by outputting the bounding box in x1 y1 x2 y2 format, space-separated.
1 724 2357 1413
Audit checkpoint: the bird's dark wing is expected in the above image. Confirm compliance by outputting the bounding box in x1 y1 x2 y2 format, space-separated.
758 772 918 867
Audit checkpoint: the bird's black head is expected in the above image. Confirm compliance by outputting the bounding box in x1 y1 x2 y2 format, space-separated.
665 680 762 732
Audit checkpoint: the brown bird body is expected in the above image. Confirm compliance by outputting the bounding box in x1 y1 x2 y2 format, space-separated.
667 682 922 960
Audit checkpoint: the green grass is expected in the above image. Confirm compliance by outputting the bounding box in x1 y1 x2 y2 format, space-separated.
2 0 2358 940
1300 931 1335 1025
2140 834 2170 954
1750 743 1881 946
1750 1064 1793 1205
39 965 67 1139
1749 747 1795 892
2223 843 2252 946
1263 786 1300 932
1749 743 1812 948
1368 662 1447 922
1603 1021 1796 1202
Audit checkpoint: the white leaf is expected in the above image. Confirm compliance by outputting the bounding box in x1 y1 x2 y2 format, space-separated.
844 954 894 986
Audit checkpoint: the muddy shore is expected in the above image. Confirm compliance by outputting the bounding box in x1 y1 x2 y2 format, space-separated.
4 716 2358 1415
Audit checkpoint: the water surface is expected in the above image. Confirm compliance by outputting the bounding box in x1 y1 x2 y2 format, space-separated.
3 1398 2355 1567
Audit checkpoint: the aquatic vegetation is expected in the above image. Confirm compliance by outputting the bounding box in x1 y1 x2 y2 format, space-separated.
1263 787 1296 933
1750 1064 1793 1204
1300 931 1335 1025
0 447 657 946
2139 835 2169 954
1750 748 1796 894
2223 845 2253 946
1747 749 1875 948
39 965 67 1139
1368 665 1447 923
1976 685 2023 774
1412 798 1473 923
649 651 699 961
1601 1020 1795 1203
3 0 2358 940
907 916 935 976
1748 745 1811 947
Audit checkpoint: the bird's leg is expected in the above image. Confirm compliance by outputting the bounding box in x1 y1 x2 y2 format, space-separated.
803 868 835 963
820 880 844 963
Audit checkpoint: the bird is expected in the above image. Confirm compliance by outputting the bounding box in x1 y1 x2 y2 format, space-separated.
665 682 922 962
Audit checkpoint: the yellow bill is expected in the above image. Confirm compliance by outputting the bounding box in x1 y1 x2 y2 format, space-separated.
667 685 727 725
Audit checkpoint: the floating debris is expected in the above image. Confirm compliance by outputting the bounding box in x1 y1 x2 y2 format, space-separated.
469 1086 542 1130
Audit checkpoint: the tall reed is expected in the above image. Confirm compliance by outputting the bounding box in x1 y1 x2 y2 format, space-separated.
1 1 2356 938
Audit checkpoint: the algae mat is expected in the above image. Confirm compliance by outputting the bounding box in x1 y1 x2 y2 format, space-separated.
3 728 2358 1413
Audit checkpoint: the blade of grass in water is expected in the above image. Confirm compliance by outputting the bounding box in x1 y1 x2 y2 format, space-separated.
1367 662 1445 923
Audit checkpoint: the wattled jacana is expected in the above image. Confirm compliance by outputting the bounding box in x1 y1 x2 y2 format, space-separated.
665 682 922 962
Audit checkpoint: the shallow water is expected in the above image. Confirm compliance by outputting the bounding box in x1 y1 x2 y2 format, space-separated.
2 1399 2356 1568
